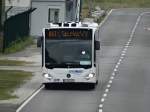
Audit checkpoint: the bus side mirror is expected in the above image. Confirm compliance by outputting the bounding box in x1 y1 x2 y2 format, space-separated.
37 36 42 47
95 41 100 50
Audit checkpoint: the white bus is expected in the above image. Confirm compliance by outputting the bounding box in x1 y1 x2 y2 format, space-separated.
41 22 100 89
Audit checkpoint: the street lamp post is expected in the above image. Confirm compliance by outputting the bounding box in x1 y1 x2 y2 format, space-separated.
88 0 94 17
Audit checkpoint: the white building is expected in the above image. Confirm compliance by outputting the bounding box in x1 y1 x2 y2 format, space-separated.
30 0 81 37
5 0 31 18
4 0 81 37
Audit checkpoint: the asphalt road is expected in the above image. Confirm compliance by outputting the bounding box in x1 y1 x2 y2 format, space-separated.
17 9 150 112
103 9 150 112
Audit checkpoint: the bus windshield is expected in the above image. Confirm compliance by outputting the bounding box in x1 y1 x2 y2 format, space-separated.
45 40 92 69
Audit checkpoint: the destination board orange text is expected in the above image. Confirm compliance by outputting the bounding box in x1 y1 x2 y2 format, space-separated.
45 29 92 40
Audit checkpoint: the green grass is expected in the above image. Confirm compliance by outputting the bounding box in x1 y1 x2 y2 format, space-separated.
83 0 150 9
0 36 3 53
82 0 150 18
0 70 32 100
4 37 33 54
94 0 150 10
0 60 31 66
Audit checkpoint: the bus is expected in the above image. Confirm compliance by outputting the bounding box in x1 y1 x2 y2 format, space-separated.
41 22 100 89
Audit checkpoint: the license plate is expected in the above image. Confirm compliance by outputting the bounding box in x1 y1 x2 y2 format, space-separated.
63 79 75 82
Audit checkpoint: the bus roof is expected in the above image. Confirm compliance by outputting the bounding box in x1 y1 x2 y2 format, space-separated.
46 22 99 30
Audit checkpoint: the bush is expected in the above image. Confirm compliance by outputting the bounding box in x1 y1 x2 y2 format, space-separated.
0 70 32 100
4 36 33 54
0 36 3 53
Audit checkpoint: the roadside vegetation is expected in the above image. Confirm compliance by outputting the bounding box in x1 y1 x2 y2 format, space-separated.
0 36 3 53
0 59 31 66
95 0 150 9
4 36 33 54
0 70 32 100
82 0 150 18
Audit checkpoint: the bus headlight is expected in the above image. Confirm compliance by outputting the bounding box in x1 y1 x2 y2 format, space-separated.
85 73 95 80
89 73 95 78
43 73 52 79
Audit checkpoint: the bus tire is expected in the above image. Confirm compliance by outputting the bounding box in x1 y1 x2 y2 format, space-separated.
44 83 50 89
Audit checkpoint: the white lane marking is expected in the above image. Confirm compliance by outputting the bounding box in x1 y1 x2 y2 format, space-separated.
99 104 103 108
115 65 119 69
110 76 114 80
117 61 121 65
122 50 126 54
99 11 150 112
126 42 130 45
117 61 120 64
122 50 125 53
114 68 118 72
107 84 111 88
119 59 122 62
112 72 116 76
101 98 105 102
98 9 114 28
124 48 127 51
105 89 109 93
99 109 103 112
128 40 131 43
120 56 124 59
16 85 44 112
109 80 113 84
128 39 132 42
116 64 120 67
103 93 108 97
121 53 125 56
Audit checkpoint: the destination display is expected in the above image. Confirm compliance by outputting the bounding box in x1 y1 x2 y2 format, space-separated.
45 29 92 40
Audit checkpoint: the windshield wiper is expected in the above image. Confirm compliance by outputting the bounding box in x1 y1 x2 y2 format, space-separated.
60 62 91 69
45 62 91 69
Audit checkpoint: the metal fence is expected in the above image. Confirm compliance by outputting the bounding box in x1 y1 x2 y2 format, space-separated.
3 8 35 52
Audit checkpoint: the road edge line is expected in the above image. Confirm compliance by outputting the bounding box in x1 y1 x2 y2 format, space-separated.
98 9 114 28
97 9 114 112
16 85 44 112
98 9 114 85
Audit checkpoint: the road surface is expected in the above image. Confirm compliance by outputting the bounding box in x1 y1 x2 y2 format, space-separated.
102 9 150 112
17 9 150 112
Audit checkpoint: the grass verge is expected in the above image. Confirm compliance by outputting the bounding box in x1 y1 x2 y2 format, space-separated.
82 0 150 18
94 0 150 9
0 60 31 66
4 37 33 54
0 36 3 53
0 70 32 100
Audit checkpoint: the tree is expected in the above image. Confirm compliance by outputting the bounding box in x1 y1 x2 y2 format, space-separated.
0 0 5 31
0 0 2 31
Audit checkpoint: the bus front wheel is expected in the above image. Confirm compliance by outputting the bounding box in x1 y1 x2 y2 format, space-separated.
44 83 50 89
